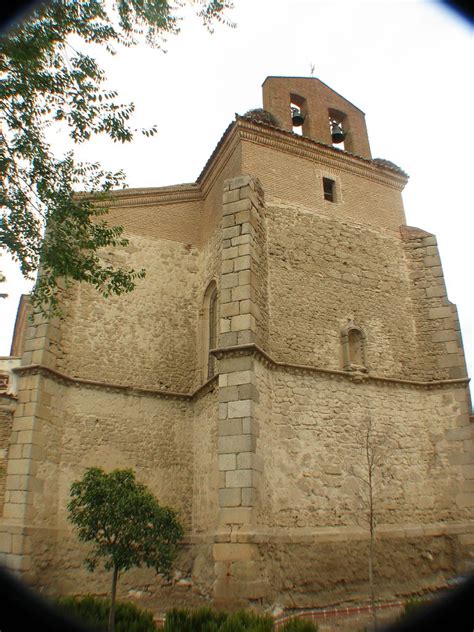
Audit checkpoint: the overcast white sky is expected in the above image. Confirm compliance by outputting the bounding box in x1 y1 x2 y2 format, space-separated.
1 0 472 384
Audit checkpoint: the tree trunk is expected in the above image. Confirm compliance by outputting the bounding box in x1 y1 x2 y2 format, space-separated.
108 565 119 632
368 534 378 630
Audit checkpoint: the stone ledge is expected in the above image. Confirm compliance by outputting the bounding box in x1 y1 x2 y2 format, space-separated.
213 344 470 390
13 345 470 407
12 365 218 402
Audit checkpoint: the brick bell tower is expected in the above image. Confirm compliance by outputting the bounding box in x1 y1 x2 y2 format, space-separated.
262 76 372 158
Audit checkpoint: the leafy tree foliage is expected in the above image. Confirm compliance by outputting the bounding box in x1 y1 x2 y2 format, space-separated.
0 0 232 314
68 467 184 632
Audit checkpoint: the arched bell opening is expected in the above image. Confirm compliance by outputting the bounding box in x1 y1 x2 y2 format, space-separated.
328 108 347 150
290 93 307 136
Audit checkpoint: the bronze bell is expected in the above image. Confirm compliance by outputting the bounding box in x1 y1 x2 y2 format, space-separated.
291 106 305 127
331 122 345 144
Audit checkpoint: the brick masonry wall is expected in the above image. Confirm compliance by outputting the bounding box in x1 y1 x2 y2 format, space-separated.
106 195 203 245
241 133 406 235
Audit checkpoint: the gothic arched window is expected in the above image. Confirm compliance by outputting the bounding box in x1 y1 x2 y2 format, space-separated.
202 281 218 380
207 286 218 379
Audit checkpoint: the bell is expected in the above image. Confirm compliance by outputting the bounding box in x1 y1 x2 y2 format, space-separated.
331 122 345 144
291 107 305 127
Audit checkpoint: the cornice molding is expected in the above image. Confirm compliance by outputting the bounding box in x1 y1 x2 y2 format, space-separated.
234 120 408 191
199 131 242 198
104 185 202 209
93 117 408 212
12 364 217 402
12 344 468 401
213 344 470 390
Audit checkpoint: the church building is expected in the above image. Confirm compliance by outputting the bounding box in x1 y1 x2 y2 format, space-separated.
0 76 472 610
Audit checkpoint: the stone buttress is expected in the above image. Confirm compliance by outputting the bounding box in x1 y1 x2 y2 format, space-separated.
212 175 269 605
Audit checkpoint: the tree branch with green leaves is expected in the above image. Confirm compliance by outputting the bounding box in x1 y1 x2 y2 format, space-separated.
0 0 233 315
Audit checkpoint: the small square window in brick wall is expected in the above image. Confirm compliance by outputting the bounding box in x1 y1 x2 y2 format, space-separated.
323 177 335 202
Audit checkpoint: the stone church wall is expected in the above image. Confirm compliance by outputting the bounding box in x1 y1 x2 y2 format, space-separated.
251 359 473 607
266 203 421 380
57 234 200 393
192 386 220 534
258 364 470 529
0 397 14 512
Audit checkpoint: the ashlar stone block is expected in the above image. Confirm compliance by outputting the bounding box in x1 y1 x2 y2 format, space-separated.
218 434 256 454
241 417 260 436
237 383 259 402
228 370 254 386
218 454 237 471
237 330 257 345
428 306 452 320
213 542 258 562
241 487 258 507
223 189 240 204
231 314 256 333
219 488 241 507
7 459 32 476
221 259 234 274
231 234 251 247
222 247 239 261
217 507 255 526
226 175 254 191
219 332 238 347
227 399 253 419
221 273 239 289
219 419 243 436
222 198 251 217
226 469 254 488
218 386 239 403
233 255 251 272
237 452 263 471
232 285 252 302
220 302 240 318
218 356 254 374
220 318 231 334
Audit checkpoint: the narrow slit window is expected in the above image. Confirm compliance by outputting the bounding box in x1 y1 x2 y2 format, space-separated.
207 287 218 379
323 177 335 202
